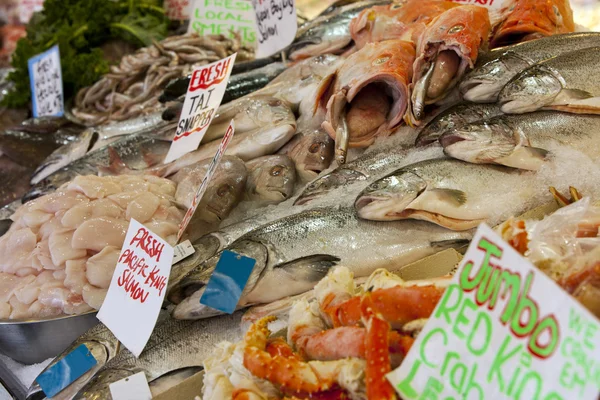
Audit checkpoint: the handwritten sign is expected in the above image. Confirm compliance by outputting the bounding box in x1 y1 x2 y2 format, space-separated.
188 0 256 46
164 53 236 163
251 0 297 58
109 372 152 400
97 219 174 357
387 224 600 399
177 120 235 240
28 45 64 118
165 0 191 20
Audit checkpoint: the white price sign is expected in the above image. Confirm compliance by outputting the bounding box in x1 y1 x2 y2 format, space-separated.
251 0 297 58
28 45 64 118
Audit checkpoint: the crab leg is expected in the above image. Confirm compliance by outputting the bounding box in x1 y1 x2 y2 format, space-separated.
490 0 575 48
409 5 491 124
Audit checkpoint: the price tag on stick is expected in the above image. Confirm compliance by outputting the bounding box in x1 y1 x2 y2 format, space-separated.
188 0 257 46
251 0 297 58
36 344 97 398
28 45 64 118
177 120 236 241
109 371 152 400
97 220 174 357
164 53 236 163
387 224 600 400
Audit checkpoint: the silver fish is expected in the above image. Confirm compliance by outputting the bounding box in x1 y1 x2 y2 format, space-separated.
499 46 600 114
354 157 569 230
461 32 600 103
169 206 472 319
173 156 248 242
415 103 503 147
31 112 169 185
245 155 296 204
439 111 600 170
286 129 334 182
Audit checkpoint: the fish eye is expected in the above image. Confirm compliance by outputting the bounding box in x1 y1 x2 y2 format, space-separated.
309 143 321 153
270 165 285 176
448 24 464 34
217 184 233 196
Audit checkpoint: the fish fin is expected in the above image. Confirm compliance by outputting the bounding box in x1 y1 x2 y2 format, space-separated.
274 254 340 282
429 188 467 206
313 73 336 116
98 147 133 176
140 146 165 167
559 88 594 100
431 239 471 252
494 146 549 171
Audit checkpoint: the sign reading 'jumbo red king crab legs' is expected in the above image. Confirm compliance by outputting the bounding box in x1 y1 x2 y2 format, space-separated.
163 53 236 164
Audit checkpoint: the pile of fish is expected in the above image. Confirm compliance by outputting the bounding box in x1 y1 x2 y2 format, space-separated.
5 0 600 396
71 33 254 126
0 174 183 319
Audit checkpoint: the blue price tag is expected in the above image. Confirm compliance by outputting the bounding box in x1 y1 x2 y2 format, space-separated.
28 45 64 118
200 250 256 314
36 344 97 398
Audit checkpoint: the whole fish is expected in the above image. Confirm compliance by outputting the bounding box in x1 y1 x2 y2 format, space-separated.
168 206 472 319
0 117 83 168
286 1 389 60
245 155 296 204
105 97 297 178
27 312 244 400
31 112 170 185
319 39 416 163
159 62 287 104
499 47 600 114
414 103 503 146
460 32 600 103
24 123 177 201
286 129 334 181
71 314 243 399
354 157 594 231
439 111 600 170
490 0 574 48
409 5 491 123
173 156 247 242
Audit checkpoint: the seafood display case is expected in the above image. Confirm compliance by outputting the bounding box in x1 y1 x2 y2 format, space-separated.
0 0 600 398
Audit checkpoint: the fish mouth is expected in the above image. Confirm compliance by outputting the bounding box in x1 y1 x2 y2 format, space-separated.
460 79 502 103
438 133 467 148
288 37 353 61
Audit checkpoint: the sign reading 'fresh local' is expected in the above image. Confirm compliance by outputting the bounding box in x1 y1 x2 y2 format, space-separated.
251 0 297 58
387 224 600 399
164 53 236 163
98 219 174 357
188 0 256 46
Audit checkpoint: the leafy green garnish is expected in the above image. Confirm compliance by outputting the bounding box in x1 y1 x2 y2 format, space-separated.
2 0 168 108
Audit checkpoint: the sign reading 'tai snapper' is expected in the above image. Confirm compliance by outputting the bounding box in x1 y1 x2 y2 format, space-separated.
251 0 297 58
97 219 174 357
387 224 600 400
163 53 236 164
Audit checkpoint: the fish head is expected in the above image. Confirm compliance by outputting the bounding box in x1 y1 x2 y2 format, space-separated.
246 155 296 203
355 171 427 220
199 158 247 223
439 119 520 163
289 130 334 181
498 65 563 113
459 52 532 103
294 167 367 205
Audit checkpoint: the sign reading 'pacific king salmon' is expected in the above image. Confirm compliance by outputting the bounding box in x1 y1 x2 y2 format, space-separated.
387 224 600 400
163 53 236 163
98 219 174 357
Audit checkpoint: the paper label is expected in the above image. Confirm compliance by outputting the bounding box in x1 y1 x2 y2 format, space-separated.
200 250 256 314
28 45 64 118
251 0 297 58
97 219 174 357
177 120 236 240
164 53 236 163
188 0 257 47
172 239 196 265
36 344 97 398
387 224 600 400
109 371 152 400
165 0 191 20
19 0 44 24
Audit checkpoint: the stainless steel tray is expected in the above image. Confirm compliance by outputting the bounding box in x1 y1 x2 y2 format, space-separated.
0 312 99 365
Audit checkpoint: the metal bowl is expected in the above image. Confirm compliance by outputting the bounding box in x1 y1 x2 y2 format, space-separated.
0 312 99 364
